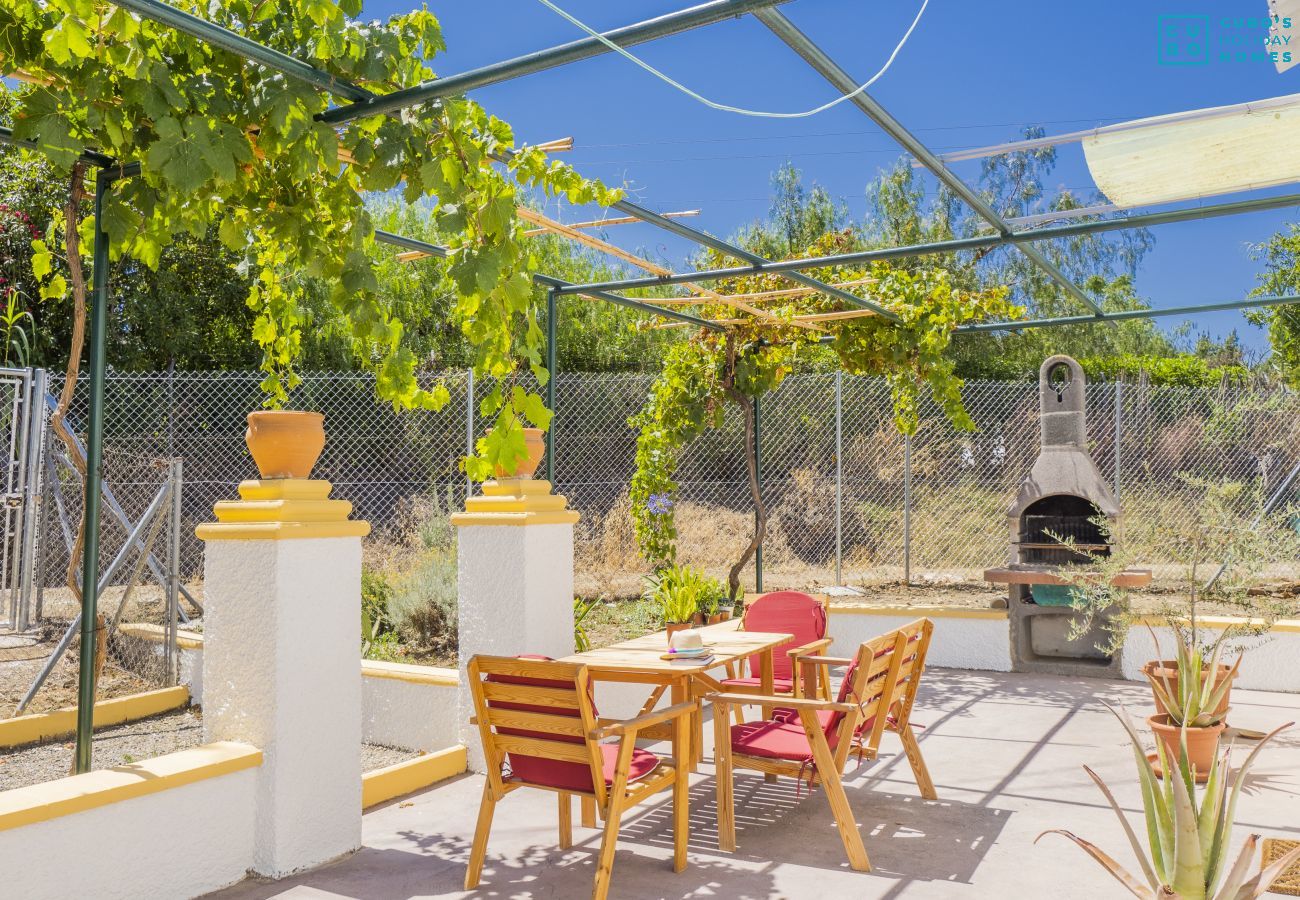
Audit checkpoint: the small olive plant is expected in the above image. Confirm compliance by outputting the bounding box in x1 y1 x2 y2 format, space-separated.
1039 707 1300 899
642 564 723 626
1055 477 1300 670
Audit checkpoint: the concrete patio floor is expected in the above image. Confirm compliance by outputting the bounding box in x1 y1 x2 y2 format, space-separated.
207 670 1300 899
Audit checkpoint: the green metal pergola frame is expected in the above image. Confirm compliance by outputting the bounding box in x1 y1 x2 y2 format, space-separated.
2 0 1299 773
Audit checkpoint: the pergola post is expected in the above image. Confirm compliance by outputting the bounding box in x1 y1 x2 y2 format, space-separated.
546 287 558 484
73 168 112 774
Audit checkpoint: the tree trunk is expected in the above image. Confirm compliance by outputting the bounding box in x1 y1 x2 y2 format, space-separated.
47 164 110 719
723 337 767 608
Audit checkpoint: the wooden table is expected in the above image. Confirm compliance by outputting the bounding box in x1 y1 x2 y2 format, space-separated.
560 620 794 771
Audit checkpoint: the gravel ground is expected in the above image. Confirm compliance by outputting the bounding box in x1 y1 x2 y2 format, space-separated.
361 743 421 771
0 708 203 790
0 707 423 791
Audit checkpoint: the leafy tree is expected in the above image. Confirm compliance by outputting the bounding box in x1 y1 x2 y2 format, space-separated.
357 195 679 374
0 0 620 480
1249 224 1300 387
629 232 1019 600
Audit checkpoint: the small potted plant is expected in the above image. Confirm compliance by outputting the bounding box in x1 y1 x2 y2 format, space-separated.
696 573 731 624
1145 630 1239 775
1059 478 1299 770
643 564 705 641
1039 707 1299 898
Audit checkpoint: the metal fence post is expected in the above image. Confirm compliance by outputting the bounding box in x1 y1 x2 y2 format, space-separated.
903 431 912 585
5 367 32 627
465 367 474 499
167 458 182 684
1113 381 1123 502
834 370 843 586
16 367 46 631
753 395 763 593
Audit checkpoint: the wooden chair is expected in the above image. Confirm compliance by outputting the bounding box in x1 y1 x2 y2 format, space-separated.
707 618 936 871
465 654 696 900
721 591 832 713
791 617 936 800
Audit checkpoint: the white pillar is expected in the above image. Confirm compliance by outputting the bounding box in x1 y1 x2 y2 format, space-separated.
197 479 370 877
453 477 577 769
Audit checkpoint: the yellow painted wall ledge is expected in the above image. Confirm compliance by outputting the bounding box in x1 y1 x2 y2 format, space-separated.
451 478 579 527
196 479 370 541
118 622 204 650
0 685 189 750
829 604 1008 620
0 742 261 832
362 659 458 686
362 745 467 809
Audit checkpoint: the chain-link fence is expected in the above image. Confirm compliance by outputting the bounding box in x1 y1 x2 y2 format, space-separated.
9 368 1300 630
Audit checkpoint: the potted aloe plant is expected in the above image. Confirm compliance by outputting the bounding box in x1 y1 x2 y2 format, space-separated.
1039 707 1300 899
1057 478 1300 770
1145 630 1240 775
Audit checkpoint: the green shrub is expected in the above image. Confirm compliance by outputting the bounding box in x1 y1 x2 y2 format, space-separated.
388 545 459 658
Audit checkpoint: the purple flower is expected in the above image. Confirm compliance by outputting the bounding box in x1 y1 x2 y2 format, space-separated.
646 493 674 515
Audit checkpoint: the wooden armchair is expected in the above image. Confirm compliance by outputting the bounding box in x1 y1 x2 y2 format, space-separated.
466 655 696 900
721 591 832 712
707 629 907 871
790 617 936 800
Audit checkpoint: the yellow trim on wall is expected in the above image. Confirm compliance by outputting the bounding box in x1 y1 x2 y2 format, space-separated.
196 478 371 541
361 659 458 687
0 742 262 832
118 622 204 650
829 605 1009 621
1134 614 1300 634
361 745 467 809
451 478 579 527
0 686 190 750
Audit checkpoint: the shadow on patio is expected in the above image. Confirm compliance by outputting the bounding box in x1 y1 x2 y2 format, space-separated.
206 669 1300 900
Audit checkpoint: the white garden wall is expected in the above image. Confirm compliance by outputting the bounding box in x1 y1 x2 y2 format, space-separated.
0 745 260 900
361 661 460 751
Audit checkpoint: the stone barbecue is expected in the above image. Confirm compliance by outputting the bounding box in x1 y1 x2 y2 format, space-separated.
985 355 1150 677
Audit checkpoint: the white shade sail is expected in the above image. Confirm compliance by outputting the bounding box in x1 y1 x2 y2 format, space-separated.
1083 93 1300 207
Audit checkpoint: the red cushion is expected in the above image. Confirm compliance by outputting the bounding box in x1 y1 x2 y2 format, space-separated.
771 706 876 739
743 592 827 682
719 675 795 694
486 655 602 791
510 743 662 793
730 718 840 762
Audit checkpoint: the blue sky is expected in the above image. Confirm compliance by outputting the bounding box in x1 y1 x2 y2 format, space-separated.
364 0 1300 355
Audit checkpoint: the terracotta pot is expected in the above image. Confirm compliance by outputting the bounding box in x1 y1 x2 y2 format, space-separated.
492 427 547 479
245 411 326 479
1148 713 1224 775
1142 659 1235 718
707 613 727 625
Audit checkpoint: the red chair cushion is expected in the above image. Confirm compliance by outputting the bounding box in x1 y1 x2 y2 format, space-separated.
771 706 876 739
718 675 795 694
730 718 840 762
519 744 662 793
486 655 600 792
742 591 827 682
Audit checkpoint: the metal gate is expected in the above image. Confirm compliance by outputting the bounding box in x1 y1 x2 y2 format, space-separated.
0 367 46 633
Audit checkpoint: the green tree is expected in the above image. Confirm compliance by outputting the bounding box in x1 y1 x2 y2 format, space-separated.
630 232 1020 599
0 0 620 479
1249 224 1300 386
